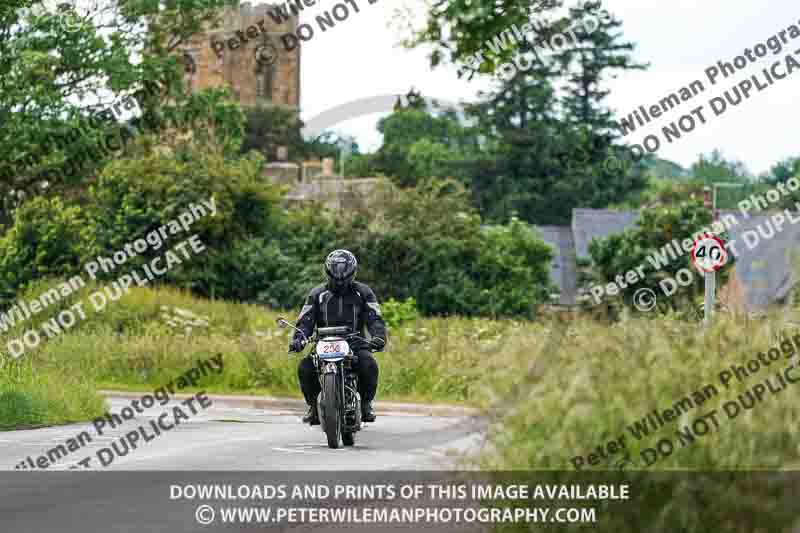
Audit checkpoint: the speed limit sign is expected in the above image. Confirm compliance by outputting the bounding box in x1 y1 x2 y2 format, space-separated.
691 234 727 273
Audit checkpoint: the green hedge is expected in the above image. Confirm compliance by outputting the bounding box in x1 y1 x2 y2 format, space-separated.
0 148 554 318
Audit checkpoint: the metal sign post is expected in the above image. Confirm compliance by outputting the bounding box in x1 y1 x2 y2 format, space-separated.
694 213 726 328
704 271 715 326
703 181 745 327
703 187 715 327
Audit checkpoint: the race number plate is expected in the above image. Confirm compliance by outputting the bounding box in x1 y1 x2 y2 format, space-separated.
316 339 349 359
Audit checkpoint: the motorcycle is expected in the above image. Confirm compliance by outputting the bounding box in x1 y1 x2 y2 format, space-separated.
277 318 374 449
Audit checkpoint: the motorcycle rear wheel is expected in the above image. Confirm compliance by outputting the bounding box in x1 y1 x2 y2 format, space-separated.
342 432 355 446
322 373 341 449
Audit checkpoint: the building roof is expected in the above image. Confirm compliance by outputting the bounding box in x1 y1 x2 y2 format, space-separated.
571 209 641 259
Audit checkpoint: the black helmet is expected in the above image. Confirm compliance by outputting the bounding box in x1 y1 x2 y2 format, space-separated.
324 249 357 292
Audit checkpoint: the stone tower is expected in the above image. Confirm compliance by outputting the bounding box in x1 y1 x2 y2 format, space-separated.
179 2 300 108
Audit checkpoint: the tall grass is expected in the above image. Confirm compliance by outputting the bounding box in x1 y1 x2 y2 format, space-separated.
478 312 800 531
0 356 105 429
0 280 526 431
5 278 800 475
479 311 800 470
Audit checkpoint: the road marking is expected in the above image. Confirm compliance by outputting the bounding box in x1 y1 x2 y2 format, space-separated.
271 447 323 455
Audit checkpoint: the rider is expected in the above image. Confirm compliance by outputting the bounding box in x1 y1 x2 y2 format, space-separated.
288 250 387 425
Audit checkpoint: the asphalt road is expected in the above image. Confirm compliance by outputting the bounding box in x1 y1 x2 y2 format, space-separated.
0 397 487 532
0 397 485 471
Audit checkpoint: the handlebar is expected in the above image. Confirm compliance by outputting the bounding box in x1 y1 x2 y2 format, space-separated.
286 332 380 355
278 318 381 354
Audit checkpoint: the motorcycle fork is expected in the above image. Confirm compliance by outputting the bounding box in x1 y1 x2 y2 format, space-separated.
320 360 343 423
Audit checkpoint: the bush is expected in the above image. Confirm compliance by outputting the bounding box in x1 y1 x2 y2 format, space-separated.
0 196 88 307
381 297 419 328
588 200 733 312
82 147 292 297
347 180 554 317
0 154 553 319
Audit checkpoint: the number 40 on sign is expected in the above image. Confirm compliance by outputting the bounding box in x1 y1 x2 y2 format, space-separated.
691 234 727 273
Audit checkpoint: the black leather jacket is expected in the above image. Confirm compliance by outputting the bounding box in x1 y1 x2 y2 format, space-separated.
291 281 388 351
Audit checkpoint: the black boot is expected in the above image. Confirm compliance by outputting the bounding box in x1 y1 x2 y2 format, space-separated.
303 404 319 425
362 401 375 422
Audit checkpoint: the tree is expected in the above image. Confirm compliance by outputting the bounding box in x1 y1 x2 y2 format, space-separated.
0 0 240 221
458 50 562 222
764 156 800 185
304 131 361 162
346 179 555 317
398 0 561 77
546 1 649 218
370 98 479 187
690 149 751 184
550 1 648 136
241 105 305 162
587 200 733 312
407 139 459 180
454 4 649 226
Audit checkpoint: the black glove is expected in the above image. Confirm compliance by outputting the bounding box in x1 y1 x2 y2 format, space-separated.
370 337 386 352
288 337 306 353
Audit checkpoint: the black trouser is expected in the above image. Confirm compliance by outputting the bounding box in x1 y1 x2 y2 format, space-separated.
298 349 379 406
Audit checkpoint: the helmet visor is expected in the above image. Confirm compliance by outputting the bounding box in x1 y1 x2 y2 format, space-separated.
329 261 351 280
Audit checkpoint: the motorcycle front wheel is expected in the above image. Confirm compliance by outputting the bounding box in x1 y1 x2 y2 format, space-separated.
322 373 341 449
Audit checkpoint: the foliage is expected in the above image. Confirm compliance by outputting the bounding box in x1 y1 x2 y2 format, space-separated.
763 156 800 185
587 200 733 311
398 0 560 77
345 180 555 317
274 178 554 318
83 145 287 298
0 281 528 408
644 156 689 180
550 1 649 135
304 131 361 162
222 236 308 308
371 103 479 187
458 116 648 224
480 311 800 530
381 297 420 328
0 196 88 306
242 106 363 171
447 2 648 224
0 0 240 220
613 176 705 209
0 361 105 430
0 149 551 319
689 148 752 184
406 138 460 180
343 153 380 178
240 105 305 162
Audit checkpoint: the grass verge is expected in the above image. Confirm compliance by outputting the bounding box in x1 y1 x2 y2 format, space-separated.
0 279 524 429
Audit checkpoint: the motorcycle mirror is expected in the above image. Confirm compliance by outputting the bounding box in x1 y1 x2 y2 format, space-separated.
276 318 290 328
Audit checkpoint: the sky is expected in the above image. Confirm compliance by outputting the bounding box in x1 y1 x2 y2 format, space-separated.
289 0 799 175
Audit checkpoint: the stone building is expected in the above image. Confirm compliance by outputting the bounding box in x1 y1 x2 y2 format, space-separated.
179 2 300 108
176 2 391 210
282 158 394 210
